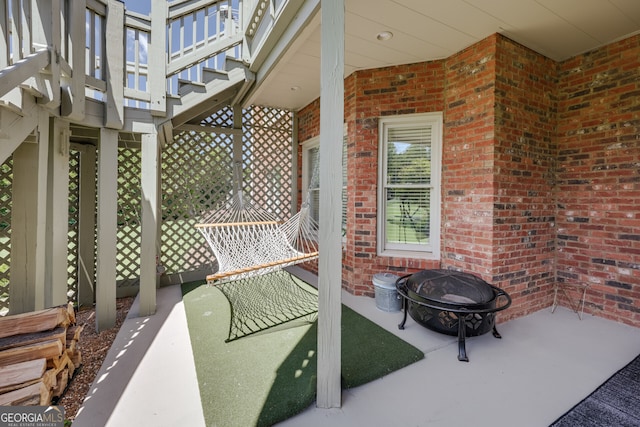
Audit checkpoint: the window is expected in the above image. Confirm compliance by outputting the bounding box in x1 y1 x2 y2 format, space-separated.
378 113 441 258
301 133 347 236
302 137 320 220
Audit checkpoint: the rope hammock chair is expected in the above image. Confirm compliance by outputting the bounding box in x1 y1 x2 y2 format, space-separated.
195 162 319 284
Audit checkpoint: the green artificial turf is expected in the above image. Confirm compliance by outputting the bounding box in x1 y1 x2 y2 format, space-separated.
182 277 424 427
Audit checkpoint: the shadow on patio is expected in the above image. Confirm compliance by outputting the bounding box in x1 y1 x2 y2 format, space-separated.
73 266 640 427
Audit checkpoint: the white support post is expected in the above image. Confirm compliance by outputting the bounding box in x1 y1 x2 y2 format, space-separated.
10 145 38 314
34 113 50 311
45 118 70 307
8 111 48 314
77 145 97 308
138 131 160 317
104 0 124 129
95 128 119 331
149 0 167 116
62 0 86 121
317 0 344 409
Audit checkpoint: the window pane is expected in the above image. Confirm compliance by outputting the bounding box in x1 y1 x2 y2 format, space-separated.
308 146 320 191
385 188 430 245
386 126 432 185
310 188 320 222
308 146 320 222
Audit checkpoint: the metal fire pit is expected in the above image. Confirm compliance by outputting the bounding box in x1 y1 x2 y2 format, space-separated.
396 269 511 362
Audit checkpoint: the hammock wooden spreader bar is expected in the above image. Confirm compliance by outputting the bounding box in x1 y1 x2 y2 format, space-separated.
205 252 319 283
195 220 281 228
196 205 319 284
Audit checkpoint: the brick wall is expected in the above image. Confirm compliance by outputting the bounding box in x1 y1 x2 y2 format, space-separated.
297 33 640 327
347 61 446 295
557 35 640 326
491 36 558 320
441 35 497 278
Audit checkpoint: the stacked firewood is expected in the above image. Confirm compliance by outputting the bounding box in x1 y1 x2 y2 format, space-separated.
0 303 82 406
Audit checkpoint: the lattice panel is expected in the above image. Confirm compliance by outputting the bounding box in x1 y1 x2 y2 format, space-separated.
201 106 234 128
0 157 11 316
117 147 142 281
242 106 293 221
67 151 80 303
161 129 235 275
0 105 294 312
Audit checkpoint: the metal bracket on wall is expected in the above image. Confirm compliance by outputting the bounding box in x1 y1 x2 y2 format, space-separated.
551 282 589 320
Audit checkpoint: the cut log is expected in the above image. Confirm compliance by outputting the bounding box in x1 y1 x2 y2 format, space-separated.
0 366 57 396
0 339 63 367
0 381 50 406
52 368 69 398
0 327 67 352
48 352 71 372
66 302 76 325
67 348 82 367
0 306 71 339
42 368 58 392
66 325 84 342
0 359 46 392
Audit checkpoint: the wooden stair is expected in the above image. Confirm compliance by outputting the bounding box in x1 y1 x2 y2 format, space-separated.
168 58 255 128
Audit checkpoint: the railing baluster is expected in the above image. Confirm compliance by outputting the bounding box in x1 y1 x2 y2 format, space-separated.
10 0 20 62
0 0 8 68
179 16 185 59
88 9 95 78
192 10 197 52
203 5 209 47
21 0 31 56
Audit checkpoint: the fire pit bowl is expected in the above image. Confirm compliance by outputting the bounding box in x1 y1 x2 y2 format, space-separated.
396 269 511 362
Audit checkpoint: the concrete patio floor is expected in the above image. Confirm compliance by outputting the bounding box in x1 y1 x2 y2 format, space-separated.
72 268 640 427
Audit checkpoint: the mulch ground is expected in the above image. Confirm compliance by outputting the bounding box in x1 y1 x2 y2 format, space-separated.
57 296 135 421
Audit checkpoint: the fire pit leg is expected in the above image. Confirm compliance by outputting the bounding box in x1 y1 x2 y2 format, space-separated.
457 320 469 362
398 297 408 330
492 325 502 339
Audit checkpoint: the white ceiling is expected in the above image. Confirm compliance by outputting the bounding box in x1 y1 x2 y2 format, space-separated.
244 0 640 111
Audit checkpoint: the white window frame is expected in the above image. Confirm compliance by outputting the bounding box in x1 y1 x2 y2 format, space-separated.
301 135 320 217
301 128 347 239
377 112 442 259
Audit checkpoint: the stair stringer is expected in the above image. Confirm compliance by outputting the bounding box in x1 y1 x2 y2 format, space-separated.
168 64 255 128
0 91 41 165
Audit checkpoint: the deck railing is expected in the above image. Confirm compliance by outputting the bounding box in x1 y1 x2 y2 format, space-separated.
0 0 267 116
124 10 151 109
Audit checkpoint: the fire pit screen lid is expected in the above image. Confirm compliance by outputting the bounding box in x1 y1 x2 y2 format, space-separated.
405 269 494 305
